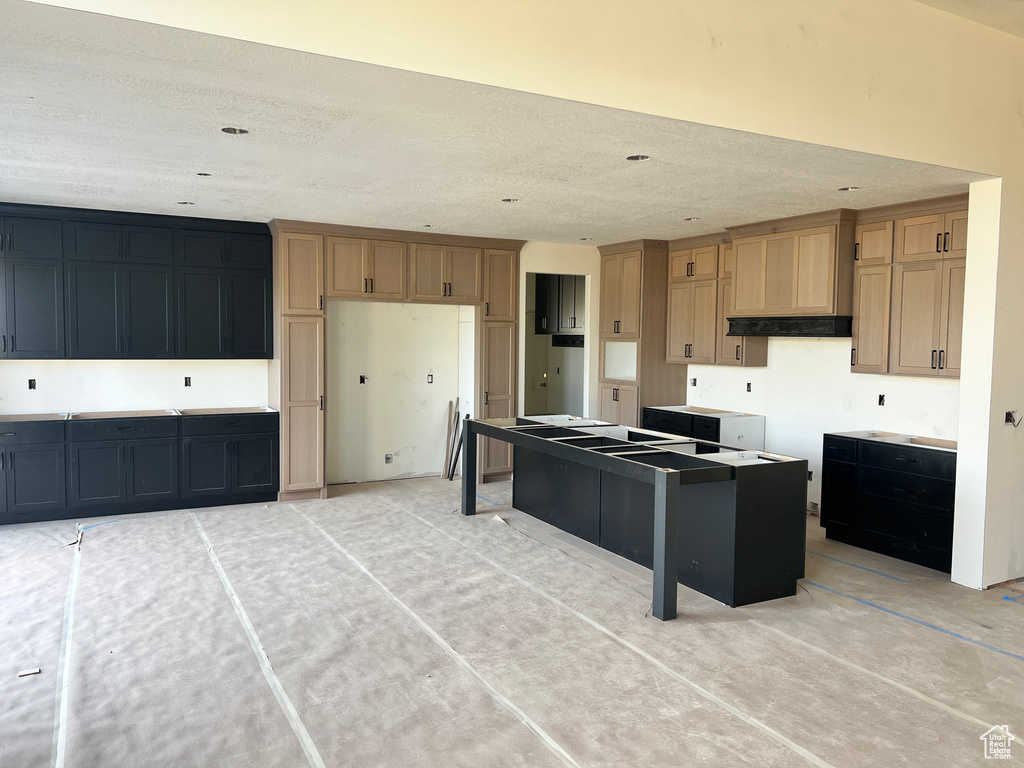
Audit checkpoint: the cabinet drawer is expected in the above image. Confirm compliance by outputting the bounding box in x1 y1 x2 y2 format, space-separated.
692 415 720 442
70 417 178 442
182 412 279 436
859 466 955 517
641 409 693 437
861 501 953 550
822 435 857 463
0 421 66 445
859 441 956 480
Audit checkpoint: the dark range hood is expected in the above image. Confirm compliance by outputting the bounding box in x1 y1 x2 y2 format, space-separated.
727 316 853 337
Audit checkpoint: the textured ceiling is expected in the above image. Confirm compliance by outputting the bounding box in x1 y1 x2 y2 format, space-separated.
913 0 1024 39
0 1 987 244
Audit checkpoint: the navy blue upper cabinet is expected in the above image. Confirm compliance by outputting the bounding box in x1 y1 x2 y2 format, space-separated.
65 221 173 263
2 217 62 259
227 235 272 269
6 259 65 359
178 230 272 269
178 268 225 357
226 271 272 358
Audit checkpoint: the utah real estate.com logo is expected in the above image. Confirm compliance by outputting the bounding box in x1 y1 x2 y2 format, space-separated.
980 725 1016 760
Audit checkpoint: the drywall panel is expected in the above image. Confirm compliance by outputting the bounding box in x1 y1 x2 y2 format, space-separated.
0 359 268 414
687 338 960 506
520 243 600 418
326 301 460 483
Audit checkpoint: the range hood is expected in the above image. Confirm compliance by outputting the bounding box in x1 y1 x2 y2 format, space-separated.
727 316 852 337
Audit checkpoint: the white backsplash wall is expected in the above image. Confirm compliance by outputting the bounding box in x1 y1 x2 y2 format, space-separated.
686 337 960 505
326 301 463 484
0 359 269 414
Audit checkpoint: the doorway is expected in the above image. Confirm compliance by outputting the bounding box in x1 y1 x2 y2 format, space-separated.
524 272 587 416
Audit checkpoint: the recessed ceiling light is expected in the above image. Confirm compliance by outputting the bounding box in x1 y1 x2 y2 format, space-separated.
501 198 519 203
196 172 212 177
683 217 699 221
177 201 194 205
838 186 860 192
422 224 434 228
221 127 249 135
579 237 592 241
626 154 650 162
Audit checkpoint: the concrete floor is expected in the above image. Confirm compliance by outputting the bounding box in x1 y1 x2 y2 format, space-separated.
1 478 1022 767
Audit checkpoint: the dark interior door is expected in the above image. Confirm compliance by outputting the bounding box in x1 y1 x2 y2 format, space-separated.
182 436 230 497
69 441 125 507
6 217 62 259
233 434 277 492
178 268 224 357
125 265 174 358
67 261 121 358
7 443 66 514
127 438 178 502
7 259 65 359
123 226 172 263
226 271 271 358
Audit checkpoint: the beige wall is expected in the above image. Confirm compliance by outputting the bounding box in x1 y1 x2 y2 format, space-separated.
34 0 1024 588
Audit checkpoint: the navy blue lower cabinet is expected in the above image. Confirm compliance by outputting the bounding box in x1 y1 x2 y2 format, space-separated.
69 440 126 507
182 424 278 498
126 438 178 502
182 436 232 497
512 446 601 544
234 434 277 493
7 442 67 518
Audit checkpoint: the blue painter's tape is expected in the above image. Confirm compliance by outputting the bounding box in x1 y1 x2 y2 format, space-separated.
805 550 908 583
807 580 1024 664
1003 595 1023 605
80 521 118 530
476 494 501 507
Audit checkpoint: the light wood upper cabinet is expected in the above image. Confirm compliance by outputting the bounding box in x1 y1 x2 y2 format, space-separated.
855 221 893 266
718 242 735 279
851 265 891 373
716 278 768 367
410 243 481 303
889 259 965 377
732 225 839 316
668 249 691 283
668 246 717 282
280 232 324 315
895 211 967 262
484 249 517 321
600 251 641 337
666 280 716 364
327 237 407 300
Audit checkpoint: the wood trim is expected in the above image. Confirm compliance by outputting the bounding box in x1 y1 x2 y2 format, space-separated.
277 488 327 502
270 219 525 251
597 239 669 256
726 209 857 239
667 232 730 250
853 194 970 226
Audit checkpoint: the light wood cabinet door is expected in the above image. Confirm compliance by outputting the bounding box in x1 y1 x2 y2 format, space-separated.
482 322 515 476
668 249 691 283
945 211 968 260
666 282 692 363
600 254 621 335
617 385 639 428
368 240 407 300
410 243 446 300
733 237 767 313
855 221 893 266
896 214 945 263
280 232 323 315
890 261 942 375
484 249 517 321
326 236 368 299
716 278 768 367
851 265 891 373
598 383 618 423
618 251 642 338
939 259 965 378
690 280 717 364
718 243 735 279
691 246 719 281
793 226 836 313
281 316 324 491
448 246 482 303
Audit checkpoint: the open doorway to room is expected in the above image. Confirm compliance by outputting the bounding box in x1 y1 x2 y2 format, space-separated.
524 272 587 416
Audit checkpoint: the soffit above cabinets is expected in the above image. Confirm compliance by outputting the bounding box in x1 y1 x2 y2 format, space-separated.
2 1 990 245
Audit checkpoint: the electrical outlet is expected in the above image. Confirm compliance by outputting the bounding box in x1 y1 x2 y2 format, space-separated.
427 374 433 384
184 376 191 387
385 453 393 464
878 394 885 406
1007 410 1020 425
690 378 697 386
359 375 367 384
28 379 36 390
807 470 813 482
746 383 751 392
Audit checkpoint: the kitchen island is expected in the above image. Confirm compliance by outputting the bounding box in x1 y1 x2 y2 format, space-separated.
461 416 807 620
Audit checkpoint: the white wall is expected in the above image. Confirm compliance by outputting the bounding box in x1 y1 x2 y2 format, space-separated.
325 301 466 483
0 359 268 414
687 338 960 505
519 243 601 417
